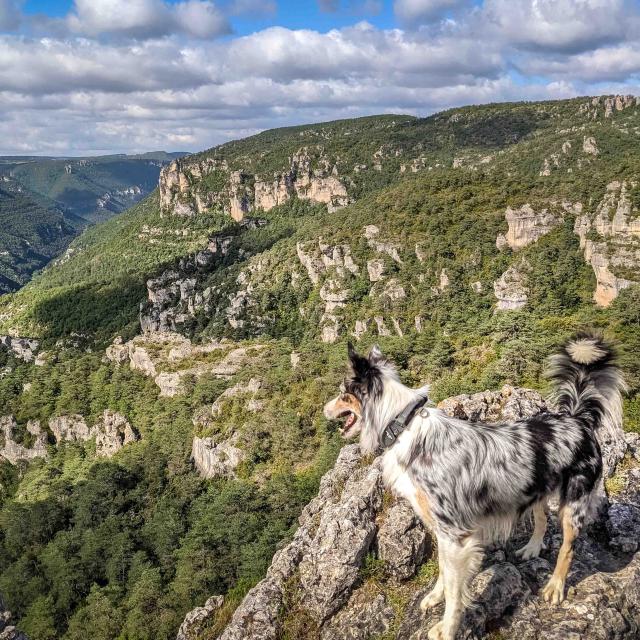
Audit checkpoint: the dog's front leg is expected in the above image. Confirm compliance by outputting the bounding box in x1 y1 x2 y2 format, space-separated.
428 536 482 640
421 545 445 610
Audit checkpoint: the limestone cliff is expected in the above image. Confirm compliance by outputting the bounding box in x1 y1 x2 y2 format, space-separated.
179 386 639 640
159 147 350 219
496 204 563 251
574 180 640 306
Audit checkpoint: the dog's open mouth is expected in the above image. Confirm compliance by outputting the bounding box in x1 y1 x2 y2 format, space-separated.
337 410 361 439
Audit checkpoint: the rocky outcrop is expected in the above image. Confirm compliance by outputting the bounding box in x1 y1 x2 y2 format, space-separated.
296 239 359 285
296 238 360 344
0 336 39 363
159 149 350 219
93 410 137 457
49 414 90 443
438 384 546 424
108 333 265 397
0 416 47 464
0 599 27 640
202 384 639 640
176 596 224 640
139 219 267 333
582 136 599 156
574 180 640 306
377 499 430 581
496 204 562 251
494 261 530 310
363 225 402 264
580 94 639 119
191 434 246 479
366 259 385 282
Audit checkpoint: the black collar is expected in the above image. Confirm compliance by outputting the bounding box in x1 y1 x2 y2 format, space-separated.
379 395 429 450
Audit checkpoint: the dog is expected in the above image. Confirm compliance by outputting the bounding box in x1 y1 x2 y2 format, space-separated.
324 334 625 640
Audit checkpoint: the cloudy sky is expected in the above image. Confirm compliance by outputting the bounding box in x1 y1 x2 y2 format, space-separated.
1 0 639 156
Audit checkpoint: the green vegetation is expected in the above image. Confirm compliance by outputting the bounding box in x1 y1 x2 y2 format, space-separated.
0 152 184 293
0 97 639 638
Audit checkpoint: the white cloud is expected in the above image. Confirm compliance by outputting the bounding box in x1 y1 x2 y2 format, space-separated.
67 0 230 39
0 0 639 155
481 0 637 53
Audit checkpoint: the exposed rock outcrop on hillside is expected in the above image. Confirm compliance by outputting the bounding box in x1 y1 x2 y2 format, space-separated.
496 204 563 251
0 336 39 363
191 434 246 480
106 332 265 397
140 219 266 333
0 599 27 640
93 410 137 457
49 414 90 443
48 412 136 457
185 387 639 640
574 180 640 306
494 261 530 310
0 416 47 464
159 148 350 219
580 94 639 120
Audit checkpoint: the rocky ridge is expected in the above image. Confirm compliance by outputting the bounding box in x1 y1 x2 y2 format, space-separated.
159 148 350 219
0 410 138 464
179 386 639 640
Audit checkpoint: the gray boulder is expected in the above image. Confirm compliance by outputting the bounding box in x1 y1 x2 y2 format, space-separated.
377 498 430 581
176 596 223 640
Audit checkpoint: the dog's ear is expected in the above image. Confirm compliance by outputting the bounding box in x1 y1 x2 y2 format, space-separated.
348 341 370 378
368 344 385 365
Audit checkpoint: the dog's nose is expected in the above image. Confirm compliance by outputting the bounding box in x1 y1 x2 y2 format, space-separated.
323 398 337 419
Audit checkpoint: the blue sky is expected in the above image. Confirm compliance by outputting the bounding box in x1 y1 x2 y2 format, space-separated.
0 0 639 155
20 0 399 32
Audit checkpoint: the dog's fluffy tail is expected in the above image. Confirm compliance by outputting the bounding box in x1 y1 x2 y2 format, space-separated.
546 333 626 438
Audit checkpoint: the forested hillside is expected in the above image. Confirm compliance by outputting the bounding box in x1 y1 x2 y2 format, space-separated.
0 153 184 292
0 96 639 640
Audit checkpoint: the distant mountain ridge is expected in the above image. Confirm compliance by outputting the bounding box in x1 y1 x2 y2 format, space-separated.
0 151 186 292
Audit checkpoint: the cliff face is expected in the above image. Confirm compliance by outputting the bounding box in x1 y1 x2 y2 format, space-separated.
574 181 640 306
180 386 640 640
496 204 563 251
159 148 350 219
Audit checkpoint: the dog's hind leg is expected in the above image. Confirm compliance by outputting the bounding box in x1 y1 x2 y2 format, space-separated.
428 536 482 640
516 499 548 560
542 504 579 605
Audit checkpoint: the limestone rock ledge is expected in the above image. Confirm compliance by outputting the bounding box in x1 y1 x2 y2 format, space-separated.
574 180 640 307
182 387 639 640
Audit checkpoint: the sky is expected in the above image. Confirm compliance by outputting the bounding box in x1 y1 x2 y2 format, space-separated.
0 0 639 156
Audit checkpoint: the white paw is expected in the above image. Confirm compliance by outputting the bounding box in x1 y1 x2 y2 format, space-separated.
420 588 445 611
428 620 455 640
427 621 446 640
542 576 566 605
515 541 545 560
